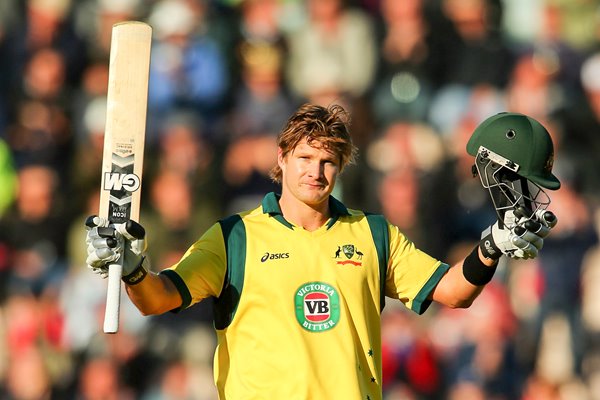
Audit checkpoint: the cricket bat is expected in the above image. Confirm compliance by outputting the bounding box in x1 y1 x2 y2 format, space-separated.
99 21 152 333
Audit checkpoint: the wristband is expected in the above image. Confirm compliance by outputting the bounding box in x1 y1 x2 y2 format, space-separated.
122 257 148 285
463 246 497 286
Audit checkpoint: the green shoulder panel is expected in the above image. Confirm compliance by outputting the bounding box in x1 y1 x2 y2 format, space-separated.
214 214 247 330
365 213 389 312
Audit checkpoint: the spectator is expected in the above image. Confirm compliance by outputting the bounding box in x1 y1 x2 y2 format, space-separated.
147 0 230 141
2 346 52 399
2 0 88 92
532 174 598 379
225 41 296 142
551 52 600 202
143 169 215 269
439 0 515 88
76 356 133 400
6 47 74 179
285 0 377 101
366 120 451 257
370 0 447 126
150 111 222 217
0 164 70 298
218 40 296 212
72 0 144 61
505 50 565 122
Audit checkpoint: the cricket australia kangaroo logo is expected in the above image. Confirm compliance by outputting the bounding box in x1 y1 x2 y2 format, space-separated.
334 244 363 266
295 282 340 332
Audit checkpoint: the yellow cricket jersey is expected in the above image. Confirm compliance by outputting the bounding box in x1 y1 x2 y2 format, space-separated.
161 192 449 400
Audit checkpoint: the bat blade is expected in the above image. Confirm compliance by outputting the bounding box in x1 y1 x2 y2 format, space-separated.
100 21 151 334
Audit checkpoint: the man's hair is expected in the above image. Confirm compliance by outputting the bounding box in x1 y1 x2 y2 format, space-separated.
269 103 357 183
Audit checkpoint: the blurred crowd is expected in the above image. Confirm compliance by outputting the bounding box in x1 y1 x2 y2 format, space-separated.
0 0 600 399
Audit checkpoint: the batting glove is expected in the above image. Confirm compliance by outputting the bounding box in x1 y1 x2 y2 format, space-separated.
85 216 147 278
480 207 558 260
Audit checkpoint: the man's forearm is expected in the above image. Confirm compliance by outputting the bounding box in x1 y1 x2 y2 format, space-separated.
125 272 182 316
431 246 498 308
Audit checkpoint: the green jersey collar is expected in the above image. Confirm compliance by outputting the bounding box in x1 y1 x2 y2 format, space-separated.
261 192 350 230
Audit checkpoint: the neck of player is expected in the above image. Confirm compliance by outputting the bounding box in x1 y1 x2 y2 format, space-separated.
278 191 331 232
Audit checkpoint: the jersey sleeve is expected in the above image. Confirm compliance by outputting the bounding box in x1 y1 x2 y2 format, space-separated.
384 223 450 314
160 222 227 310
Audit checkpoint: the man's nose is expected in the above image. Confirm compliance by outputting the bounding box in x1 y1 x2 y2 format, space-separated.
307 161 323 178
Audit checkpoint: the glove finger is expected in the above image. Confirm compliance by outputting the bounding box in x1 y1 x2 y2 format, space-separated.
85 215 97 229
510 234 539 251
520 229 543 244
85 215 111 230
130 238 147 255
87 226 118 244
523 219 542 232
86 227 101 244
511 235 528 250
86 247 120 268
513 225 543 243
514 205 534 219
89 236 120 251
525 244 539 259
511 230 544 249
114 220 147 256
115 220 146 240
86 235 123 266
535 210 558 228
513 244 538 259
513 232 544 250
535 224 550 238
521 219 551 239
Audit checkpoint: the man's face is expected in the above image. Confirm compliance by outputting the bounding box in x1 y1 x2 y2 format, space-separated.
279 139 340 206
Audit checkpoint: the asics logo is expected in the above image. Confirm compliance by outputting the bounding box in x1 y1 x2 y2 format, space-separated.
261 252 290 262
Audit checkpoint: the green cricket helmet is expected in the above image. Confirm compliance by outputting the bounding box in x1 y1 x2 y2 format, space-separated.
467 112 560 190
467 112 561 224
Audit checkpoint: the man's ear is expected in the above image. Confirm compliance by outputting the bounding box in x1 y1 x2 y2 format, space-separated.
277 147 285 169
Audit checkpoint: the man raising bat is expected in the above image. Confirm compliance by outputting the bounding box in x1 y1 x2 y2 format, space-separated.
85 104 559 399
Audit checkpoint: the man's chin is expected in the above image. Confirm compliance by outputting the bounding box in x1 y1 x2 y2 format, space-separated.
299 189 330 205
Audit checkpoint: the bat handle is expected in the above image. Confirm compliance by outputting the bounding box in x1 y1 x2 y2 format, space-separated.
103 261 123 333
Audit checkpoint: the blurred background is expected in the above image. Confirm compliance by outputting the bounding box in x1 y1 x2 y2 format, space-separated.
0 0 600 398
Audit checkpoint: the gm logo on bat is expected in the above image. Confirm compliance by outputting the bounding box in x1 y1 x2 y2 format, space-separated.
103 172 141 192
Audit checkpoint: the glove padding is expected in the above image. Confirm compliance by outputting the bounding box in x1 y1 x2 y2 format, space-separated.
85 216 147 278
480 207 558 260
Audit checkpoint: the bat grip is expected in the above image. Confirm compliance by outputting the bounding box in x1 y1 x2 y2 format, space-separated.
103 261 123 333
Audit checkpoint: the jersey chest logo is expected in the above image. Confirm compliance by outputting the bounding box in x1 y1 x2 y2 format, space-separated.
294 282 340 332
334 243 363 266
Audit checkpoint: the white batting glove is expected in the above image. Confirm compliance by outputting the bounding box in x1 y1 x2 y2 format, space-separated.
85 216 148 278
480 207 558 260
